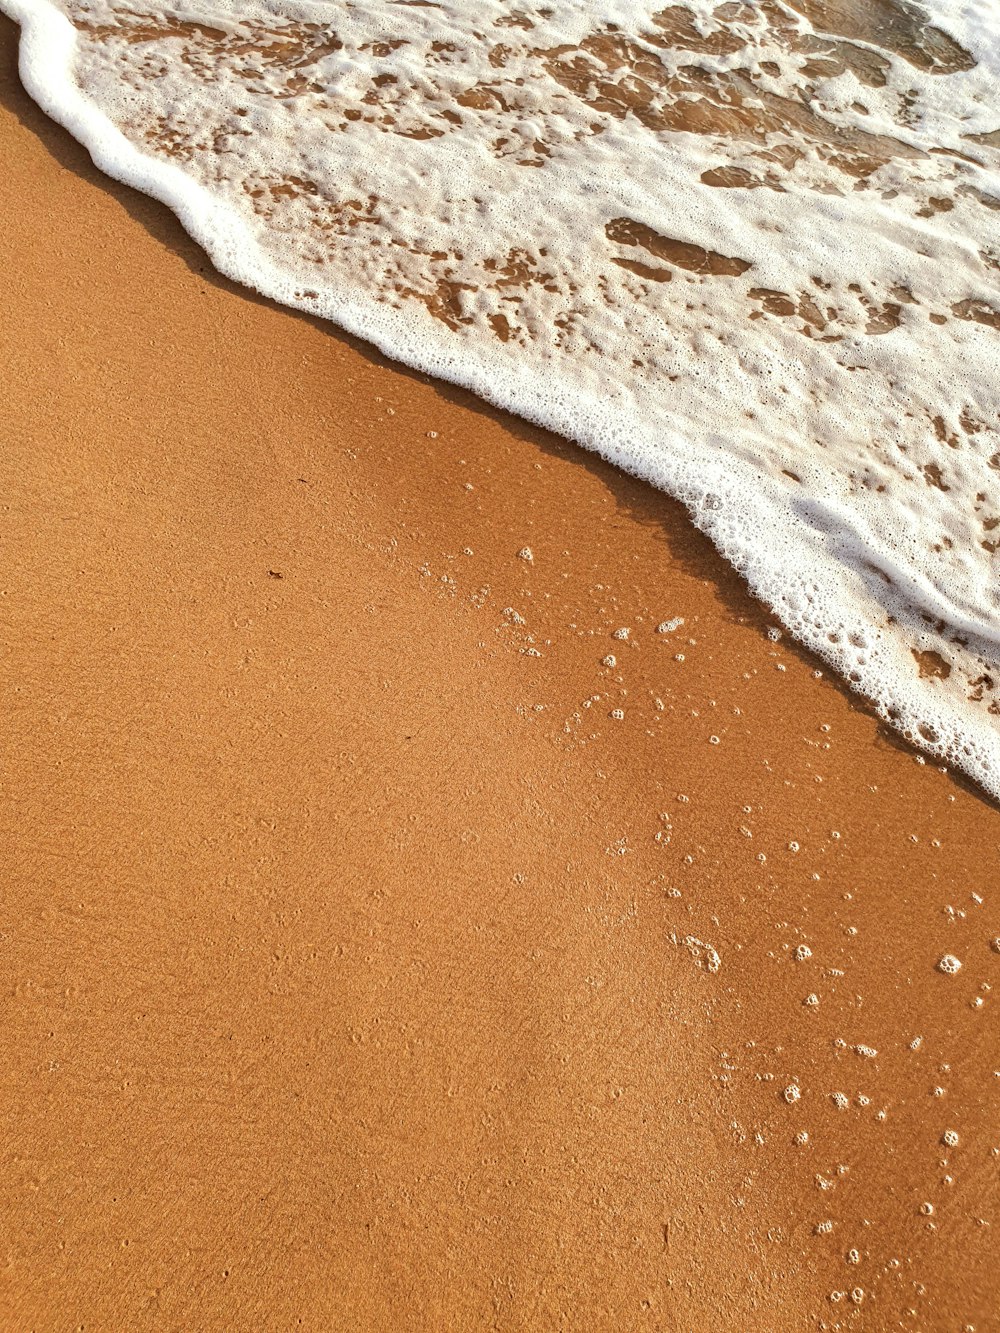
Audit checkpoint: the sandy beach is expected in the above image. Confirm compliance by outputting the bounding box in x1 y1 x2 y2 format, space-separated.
3 14 1000 1329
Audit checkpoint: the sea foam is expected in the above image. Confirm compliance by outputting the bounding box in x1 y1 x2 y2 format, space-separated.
4 0 1000 793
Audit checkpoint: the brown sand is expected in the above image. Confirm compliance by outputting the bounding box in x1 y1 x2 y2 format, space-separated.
3 18 999 1330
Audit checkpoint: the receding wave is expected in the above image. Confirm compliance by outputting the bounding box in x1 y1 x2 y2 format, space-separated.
5 0 1000 793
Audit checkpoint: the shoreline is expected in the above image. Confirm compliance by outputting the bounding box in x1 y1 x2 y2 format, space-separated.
7 0 999 799
3 15 999 1329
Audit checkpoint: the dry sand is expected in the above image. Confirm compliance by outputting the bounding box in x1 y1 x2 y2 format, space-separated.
3 17 999 1330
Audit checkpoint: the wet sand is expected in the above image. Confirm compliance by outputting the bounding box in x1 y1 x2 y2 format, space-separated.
3 17 999 1330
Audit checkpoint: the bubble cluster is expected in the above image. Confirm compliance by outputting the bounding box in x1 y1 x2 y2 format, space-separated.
672 933 721 975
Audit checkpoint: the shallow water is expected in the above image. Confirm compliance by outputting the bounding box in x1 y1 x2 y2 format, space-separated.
5 0 1000 792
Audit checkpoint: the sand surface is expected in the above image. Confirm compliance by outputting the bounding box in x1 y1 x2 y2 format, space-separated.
3 17 999 1330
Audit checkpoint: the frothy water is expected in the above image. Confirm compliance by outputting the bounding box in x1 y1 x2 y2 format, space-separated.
5 0 1000 793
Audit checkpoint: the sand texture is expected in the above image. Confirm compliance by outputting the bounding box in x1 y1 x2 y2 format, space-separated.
3 19 999 1330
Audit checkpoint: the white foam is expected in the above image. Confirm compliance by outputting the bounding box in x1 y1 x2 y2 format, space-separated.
5 0 1000 796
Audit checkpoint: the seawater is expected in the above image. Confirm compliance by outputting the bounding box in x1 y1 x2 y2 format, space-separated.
5 0 1000 792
